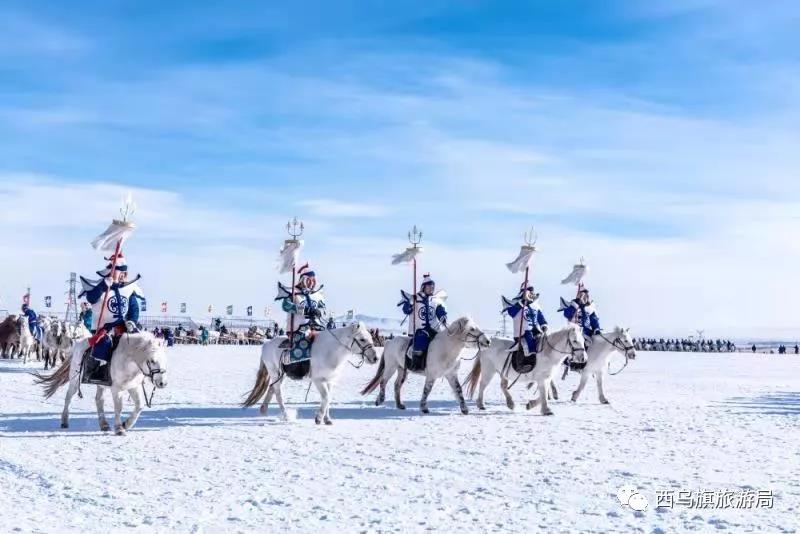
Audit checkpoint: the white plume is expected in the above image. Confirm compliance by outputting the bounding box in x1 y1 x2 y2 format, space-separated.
506 245 536 274
561 263 588 285
91 219 136 252
391 246 422 265
278 240 303 274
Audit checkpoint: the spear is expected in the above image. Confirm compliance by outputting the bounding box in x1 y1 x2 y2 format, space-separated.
392 226 423 335
278 217 304 348
506 227 538 342
88 194 137 347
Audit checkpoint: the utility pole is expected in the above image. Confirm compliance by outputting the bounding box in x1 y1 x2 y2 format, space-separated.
64 273 79 324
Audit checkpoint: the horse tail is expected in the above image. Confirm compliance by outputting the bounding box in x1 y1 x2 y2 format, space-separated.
463 358 482 400
32 356 72 399
360 354 385 396
241 361 270 408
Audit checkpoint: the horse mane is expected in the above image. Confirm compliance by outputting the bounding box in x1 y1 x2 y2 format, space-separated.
120 332 162 360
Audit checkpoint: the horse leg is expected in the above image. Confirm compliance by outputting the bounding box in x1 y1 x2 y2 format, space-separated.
420 378 435 414
260 384 274 415
474 360 494 411
394 366 407 410
123 388 143 431
571 371 590 402
61 378 79 429
500 377 515 410
539 378 554 416
95 387 110 431
446 373 469 415
597 372 610 404
112 389 126 436
376 360 396 407
273 377 289 421
314 379 327 425
321 381 334 425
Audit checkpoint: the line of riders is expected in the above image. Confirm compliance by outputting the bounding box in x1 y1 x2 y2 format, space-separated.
272 263 601 374
12 250 600 388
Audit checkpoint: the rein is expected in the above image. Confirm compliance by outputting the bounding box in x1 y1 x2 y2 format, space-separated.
596 331 634 376
327 328 375 369
543 331 585 358
135 360 162 408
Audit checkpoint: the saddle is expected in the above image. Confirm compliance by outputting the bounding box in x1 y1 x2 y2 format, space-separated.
509 347 536 374
278 338 312 380
80 344 117 387
566 359 587 372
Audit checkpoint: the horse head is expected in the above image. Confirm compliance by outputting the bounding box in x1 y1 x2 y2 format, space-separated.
128 332 169 388
567 323 588 364
447 317 491 349
16 316 29 336
350 322 378 363
612 326 636 360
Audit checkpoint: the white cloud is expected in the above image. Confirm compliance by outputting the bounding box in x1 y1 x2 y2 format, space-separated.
296 199 389 218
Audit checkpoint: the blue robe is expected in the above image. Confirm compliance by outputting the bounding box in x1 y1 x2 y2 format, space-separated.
564 300 600 338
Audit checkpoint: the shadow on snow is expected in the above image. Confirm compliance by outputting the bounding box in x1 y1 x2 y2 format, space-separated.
0 400 484 434
717 391 800 416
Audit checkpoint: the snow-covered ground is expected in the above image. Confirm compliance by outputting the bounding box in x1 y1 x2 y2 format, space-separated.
2 346 799 533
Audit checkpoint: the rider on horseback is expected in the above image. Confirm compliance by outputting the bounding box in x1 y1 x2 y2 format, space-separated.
79 252 144 364
399 274 447 370
562 288 600 343
21 303 43 343
277 264 326 362
503 285 548 364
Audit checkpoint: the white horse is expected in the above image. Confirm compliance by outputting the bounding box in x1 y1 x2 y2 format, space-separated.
34 332 168 435
242 322 378 425
361 317 491 414
17 316 36 364
43 319 69 370
560 327 636 404
463 323 587 416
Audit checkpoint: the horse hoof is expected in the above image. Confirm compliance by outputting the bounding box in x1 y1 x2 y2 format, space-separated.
60 422 68 429
421 407 430 414
375 399 384 407
100 423 110 432
506 401 515 410
526 401 535 411
571 394 579 403
460 407 469 415
115 427 126 436
315 417 322 425
478 404 486 411
259 405 268 415
600 399 610 405
396 403 406 410
324 419 333 426
543 409 554 416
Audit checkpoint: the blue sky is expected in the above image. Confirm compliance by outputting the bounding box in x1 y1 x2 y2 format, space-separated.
1 1 799 338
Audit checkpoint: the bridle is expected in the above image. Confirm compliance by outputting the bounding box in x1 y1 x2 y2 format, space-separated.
597 331 636 375
136 359 165 408
329 328 376 369
446 322 488 347
544 329 586 360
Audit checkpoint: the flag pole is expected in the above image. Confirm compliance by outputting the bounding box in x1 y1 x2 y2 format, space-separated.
517 228 537 342
286 217 304 350
88 196 136 347
408 226 422 336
